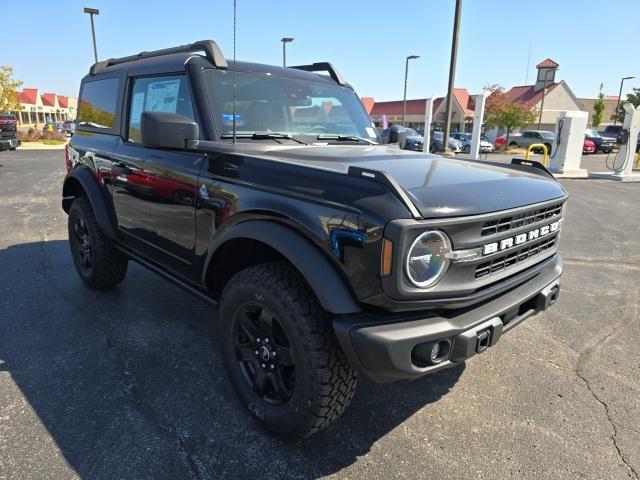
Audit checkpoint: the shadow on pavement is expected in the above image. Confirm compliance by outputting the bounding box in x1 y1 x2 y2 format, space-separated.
0 240 465 479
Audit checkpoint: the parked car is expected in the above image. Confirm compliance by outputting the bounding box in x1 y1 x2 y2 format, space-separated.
430 131 463 153
495 133 521 147
62 120 76 135
0 114 20 151
43 122 64 134
450 132 494 154
380 126 424 151
508 130 555 153
601 125 623 142
63 39 567 440
584 129 615 153
582 138 596 154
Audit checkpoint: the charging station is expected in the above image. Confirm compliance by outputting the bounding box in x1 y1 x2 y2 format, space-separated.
591 102 640 182
547 110 589 178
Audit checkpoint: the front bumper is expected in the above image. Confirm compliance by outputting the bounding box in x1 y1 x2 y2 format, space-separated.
334 255 562 383
0 138 20 150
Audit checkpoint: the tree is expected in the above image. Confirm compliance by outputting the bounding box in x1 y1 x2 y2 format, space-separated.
612 88 640 123
0 66 22 114
592 83 605 128
485 85 537 145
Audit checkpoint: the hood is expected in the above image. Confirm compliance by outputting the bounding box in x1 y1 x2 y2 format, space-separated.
242 144 567 218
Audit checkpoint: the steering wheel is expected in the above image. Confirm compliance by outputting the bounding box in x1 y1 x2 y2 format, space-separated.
306 125 328 133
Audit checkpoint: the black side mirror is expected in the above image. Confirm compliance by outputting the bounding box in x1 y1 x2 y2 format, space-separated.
141 111 199 149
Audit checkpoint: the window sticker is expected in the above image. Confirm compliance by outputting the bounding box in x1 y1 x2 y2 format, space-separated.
145 80 180 113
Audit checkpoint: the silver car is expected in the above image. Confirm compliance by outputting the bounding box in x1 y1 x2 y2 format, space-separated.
451 132 494 154
430 131 463 153
508 130 554 152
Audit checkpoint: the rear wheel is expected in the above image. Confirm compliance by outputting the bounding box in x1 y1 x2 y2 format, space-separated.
218 261 358 441
463 144 470 154
68 197 128 288
509 141 518 147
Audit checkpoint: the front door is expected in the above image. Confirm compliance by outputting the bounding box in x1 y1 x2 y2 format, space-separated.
112 74 204 280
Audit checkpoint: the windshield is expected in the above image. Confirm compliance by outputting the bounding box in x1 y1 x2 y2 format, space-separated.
204 70 379 142
585 129 600 137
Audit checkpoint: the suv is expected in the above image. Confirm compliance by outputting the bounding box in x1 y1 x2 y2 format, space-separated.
63 40 567 440
0 114 20 151
584 129 615 153
509 130 555 153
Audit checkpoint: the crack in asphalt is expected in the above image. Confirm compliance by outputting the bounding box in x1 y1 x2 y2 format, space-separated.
121 357 204 480
563 256 640 270
574 291 640 480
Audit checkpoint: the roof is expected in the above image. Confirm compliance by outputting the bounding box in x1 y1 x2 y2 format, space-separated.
41 93 56 107
577 97 619 124
360 97 374 114
88 52 349 89
503 82 560 107
369 89 475 117
536 58 559 69
17 88 38 104
58 96 68 108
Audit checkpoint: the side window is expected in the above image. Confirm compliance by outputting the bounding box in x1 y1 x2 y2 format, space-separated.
78 78 119 130
127 75 195 142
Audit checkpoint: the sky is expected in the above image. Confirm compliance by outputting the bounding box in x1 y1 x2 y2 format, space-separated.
2 0 639 101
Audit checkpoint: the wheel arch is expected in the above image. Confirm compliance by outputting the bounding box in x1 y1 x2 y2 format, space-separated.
204 220 362 314
62 167 117 240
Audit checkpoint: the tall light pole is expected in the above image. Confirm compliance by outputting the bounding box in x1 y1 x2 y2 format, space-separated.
537 68 555 129
402 55 420 126
442 0 462 153
281 37 294 67
83 7 100 63
614 76 635 125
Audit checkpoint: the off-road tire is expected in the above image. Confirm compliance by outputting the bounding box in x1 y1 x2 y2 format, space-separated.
68 197 128 289
218 261 358 441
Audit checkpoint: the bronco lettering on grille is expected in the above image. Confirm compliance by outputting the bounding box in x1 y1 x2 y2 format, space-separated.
482 221 560 256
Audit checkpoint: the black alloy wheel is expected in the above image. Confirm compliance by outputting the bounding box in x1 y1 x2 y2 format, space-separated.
233 303 295 405
72 216 93 275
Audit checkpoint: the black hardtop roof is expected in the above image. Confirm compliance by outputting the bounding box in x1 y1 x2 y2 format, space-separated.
85 39 349 88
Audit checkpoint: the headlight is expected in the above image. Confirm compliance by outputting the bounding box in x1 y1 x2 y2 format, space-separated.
405 230 451 288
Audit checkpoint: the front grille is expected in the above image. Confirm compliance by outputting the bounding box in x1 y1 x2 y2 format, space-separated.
480 202 563 237
475 235 558 279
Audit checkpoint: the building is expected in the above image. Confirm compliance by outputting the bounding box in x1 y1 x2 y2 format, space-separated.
500 59 583 131
577 97 619 127
12 88 77 128
368 88 476 132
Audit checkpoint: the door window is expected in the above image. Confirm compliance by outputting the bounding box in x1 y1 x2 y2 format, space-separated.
128 75 195 142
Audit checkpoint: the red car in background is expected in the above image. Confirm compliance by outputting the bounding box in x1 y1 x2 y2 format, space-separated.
583 139 596 154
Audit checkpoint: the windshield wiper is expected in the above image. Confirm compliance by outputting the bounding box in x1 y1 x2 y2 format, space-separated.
221 132 307 144
316 134 376 145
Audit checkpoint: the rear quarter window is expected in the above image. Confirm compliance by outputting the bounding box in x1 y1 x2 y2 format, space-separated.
78 78 120 130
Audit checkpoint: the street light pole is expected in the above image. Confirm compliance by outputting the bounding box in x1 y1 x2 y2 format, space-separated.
83 7 100 63
402 55 420 126
614 76 635 125
537 68 553 129
442 0 463 153
281 37 294 67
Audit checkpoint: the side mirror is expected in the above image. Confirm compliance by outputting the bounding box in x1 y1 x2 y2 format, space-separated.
141 111 199 149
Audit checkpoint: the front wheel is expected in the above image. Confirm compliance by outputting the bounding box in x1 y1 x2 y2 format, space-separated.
218 262 358 441
463 145 470 154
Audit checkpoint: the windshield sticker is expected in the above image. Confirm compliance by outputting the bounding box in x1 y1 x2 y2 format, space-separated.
222 113 244 126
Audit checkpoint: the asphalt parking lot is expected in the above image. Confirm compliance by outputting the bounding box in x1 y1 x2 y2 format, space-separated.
1 149 639 480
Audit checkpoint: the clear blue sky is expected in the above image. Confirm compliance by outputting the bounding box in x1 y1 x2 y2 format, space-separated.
2 0 638 101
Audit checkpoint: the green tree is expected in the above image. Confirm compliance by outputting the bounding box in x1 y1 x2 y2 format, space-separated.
0 66 23 114
612 88 640 123
485 85 537 145
592 83 605 128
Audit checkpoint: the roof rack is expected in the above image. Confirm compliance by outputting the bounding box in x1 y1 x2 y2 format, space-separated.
290 62 346 86
90 39 227 75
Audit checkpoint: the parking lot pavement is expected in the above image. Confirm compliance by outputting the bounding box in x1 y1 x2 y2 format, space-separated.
1 149 639 480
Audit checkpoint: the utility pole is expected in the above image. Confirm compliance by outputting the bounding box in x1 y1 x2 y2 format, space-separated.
614 76 635 125
402 55 420 126
281 37 294 67
442 0 462 153
83 7 100 63
537 69 553 129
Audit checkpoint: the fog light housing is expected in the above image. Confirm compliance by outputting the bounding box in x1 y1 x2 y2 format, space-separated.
412 339 451 367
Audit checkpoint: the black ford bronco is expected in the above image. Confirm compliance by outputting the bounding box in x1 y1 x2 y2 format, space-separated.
63 40 566 440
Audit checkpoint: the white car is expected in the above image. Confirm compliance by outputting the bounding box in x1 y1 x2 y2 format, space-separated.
451 132 494 154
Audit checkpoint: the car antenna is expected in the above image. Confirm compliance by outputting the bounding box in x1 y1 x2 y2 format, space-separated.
232 0 237 145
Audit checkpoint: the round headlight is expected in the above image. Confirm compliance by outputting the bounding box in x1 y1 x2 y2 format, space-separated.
405 230 451 288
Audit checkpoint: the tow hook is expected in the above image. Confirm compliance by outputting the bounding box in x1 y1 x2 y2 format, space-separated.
536 282 561 311
476 329 491 353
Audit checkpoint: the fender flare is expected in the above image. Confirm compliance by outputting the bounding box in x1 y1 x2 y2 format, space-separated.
205 220 362 314
62 167 118 240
